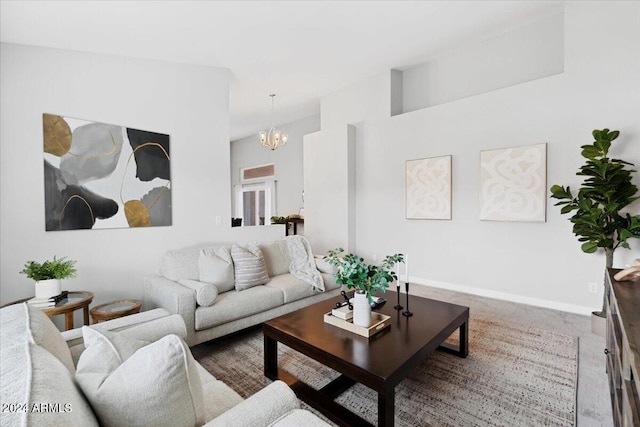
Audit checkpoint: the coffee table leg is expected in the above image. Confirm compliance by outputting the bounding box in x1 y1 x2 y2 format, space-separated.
378 385 395 427
459 320 469 358
264 334 278 380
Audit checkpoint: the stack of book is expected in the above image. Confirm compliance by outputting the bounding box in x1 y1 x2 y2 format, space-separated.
27 290 68 308
331 304 353 321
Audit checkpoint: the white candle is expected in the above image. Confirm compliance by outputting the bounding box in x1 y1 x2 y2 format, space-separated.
405 254 409 281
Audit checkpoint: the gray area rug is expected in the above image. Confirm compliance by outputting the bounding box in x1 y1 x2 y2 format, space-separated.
195 316 577 426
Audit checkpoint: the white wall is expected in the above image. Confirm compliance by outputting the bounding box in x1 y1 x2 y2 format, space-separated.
230 114 318 220
402 12 564 112
303 125 356 254
319 2 640 314
0 43 282 308
321 71 395 130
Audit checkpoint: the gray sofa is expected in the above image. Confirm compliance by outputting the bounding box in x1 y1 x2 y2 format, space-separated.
143 239 341 346
0 303 330 427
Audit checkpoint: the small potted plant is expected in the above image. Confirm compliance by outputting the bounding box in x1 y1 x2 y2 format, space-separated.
324 248 403 327
20 256 77 299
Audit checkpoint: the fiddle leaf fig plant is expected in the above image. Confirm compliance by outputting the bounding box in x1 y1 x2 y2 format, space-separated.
323 248 404 303
20 256 77 281
550 128 640 315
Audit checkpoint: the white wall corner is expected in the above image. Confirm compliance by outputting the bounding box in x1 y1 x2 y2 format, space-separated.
390 69 403 117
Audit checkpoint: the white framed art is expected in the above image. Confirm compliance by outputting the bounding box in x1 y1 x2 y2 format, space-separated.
405 155 452 220
479 143 547 222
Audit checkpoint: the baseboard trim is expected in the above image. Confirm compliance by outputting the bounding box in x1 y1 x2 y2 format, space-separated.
405 276 594 316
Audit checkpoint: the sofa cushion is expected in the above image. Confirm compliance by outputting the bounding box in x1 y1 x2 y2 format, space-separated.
179 279 219 307
199 247 235 293
0 304 98 427
265 274 319 304
0 308 28 427
1 303 76 374
76 328 205 427
195 285 284 330
320 273 340 291
314 255 339 275
161 244 229 281
161 246 203 281
231 243 270 291
25 343 99 426
259 240 291 277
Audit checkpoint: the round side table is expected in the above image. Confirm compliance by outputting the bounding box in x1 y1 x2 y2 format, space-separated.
0 291 94 331
90 299 142 323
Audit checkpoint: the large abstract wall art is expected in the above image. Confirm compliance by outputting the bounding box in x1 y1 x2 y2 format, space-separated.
479 143 546 222
43 114 171 231
406 155 452 220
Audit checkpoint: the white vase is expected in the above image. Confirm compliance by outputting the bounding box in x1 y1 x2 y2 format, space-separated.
35 279 61 299
353 292 372 327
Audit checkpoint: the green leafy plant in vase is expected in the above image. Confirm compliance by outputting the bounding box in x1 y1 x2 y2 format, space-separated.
20 256 77 299
550 128 640 321
324 248 403 327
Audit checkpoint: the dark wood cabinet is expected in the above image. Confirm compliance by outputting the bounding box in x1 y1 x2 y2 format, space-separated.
605 268 640 426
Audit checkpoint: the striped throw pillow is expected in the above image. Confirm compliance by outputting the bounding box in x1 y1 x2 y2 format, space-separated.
231 243 270 290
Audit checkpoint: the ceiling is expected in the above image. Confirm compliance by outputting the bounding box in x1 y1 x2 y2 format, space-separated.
0 1 563 141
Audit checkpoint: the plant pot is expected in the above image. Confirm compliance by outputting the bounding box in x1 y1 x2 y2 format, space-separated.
35 279 61 299
352 292 372 327
591 311 607 337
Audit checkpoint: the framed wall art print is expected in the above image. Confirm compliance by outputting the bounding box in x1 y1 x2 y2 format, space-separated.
405 155 452 220
43 113 172 231
479 143 546 222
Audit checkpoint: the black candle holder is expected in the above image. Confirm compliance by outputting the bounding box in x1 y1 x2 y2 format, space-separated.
394 283 403 310
402 281 413 317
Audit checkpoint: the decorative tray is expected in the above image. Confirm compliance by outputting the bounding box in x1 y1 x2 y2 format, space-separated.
323 312 391 338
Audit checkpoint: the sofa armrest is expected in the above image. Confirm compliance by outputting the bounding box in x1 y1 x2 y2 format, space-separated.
60 308 173 345
203 380 299 427
143 274 198 345
61 310 188 366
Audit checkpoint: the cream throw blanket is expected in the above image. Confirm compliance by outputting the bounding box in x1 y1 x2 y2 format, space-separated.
285 236 325 291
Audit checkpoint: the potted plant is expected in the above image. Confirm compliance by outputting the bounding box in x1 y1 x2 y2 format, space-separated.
270 216 287 224
324 248 403 327
550 128 640 332
20 256 77 299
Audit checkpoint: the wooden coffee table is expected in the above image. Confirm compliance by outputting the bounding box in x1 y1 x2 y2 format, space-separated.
263 291 469 427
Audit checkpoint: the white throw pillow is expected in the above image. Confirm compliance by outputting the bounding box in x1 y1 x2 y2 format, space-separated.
26 343 99 426
314 255 339 275
231 243 270 291
199 247 235 293
13 303 76 374
75 327 205 427
179 279 219 306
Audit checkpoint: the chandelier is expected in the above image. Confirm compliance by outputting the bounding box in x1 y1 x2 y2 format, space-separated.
259 94 288 150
